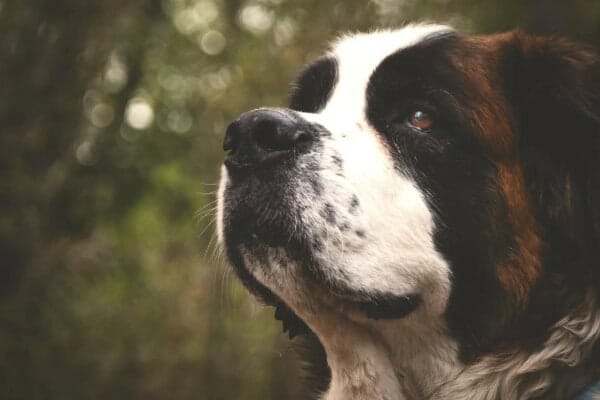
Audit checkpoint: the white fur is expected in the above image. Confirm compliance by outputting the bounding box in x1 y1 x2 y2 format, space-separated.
216 167 227 245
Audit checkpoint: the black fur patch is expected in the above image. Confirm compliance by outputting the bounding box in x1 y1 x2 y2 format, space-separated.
289 56 338 113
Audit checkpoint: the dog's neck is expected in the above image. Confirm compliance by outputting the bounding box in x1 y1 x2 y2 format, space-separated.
313 291 600 400
304 302 461 400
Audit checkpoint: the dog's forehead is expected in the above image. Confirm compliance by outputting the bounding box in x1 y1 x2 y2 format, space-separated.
320 24 453 117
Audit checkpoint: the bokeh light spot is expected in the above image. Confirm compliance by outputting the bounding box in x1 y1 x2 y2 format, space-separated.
237 4 274 35
104 53 128 93
125 97 154 130
193 1 219 25
200 30 226 55
273 17 297 47
167 109 193 134
75 140 97 166
89 102 115 128
174 8 202 34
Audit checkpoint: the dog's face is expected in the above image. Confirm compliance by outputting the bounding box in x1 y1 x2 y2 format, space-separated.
217 24 599 361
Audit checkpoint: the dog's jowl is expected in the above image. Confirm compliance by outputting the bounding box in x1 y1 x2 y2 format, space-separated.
217 24 600 400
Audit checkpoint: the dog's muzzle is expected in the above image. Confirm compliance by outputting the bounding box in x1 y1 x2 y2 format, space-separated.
220 108 424 323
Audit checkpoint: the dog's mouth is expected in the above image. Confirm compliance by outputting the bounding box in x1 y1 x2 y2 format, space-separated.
222 207 422 338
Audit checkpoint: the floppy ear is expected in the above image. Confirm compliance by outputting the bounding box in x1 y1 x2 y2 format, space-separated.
508 32 600 282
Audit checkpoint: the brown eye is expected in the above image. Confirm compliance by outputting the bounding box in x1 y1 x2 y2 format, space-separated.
408 110 434 131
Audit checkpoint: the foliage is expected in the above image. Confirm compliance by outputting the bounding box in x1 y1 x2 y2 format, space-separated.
0 0 597 399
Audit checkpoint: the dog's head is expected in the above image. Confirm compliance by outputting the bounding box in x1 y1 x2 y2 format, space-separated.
217 24 599 361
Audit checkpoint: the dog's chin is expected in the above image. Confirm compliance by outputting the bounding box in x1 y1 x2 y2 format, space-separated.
225 229 423 337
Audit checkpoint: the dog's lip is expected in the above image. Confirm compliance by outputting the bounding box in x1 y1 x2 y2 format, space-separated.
308 279 423 321
273 292 422 340
357 294 422 320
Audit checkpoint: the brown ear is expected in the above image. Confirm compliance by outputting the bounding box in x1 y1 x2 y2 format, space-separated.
507 32 600 282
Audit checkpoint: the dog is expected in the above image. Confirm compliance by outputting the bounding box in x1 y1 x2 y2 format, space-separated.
216 24 600 399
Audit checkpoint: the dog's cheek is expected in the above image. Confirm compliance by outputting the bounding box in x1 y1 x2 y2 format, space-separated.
302 120 453 309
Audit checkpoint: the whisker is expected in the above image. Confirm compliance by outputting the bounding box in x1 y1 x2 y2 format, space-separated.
196 190 219 196
194 204 218 223
198 217 217 238
220 263 233 308
204 223 219 259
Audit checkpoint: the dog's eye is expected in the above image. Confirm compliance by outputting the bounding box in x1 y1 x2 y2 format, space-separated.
407 110 434 131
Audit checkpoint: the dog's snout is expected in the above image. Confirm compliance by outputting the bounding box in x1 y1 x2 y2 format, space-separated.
224 109 314 169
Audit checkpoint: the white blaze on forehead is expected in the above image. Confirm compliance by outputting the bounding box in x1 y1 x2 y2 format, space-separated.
322 24 453 120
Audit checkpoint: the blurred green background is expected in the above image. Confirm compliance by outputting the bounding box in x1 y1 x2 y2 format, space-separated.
1 0 598 399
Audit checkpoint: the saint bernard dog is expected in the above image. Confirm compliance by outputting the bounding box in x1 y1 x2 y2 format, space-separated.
216 24 600 399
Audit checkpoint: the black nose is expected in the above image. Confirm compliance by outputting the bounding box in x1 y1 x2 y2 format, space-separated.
223 109 313 169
